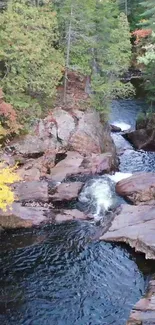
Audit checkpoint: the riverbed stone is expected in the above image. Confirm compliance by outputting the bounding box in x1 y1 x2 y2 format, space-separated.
49 182 83 201
8 134 56 158
13 181 49 202
116 173 155 205
110 124 122 132
0 203 50 228
55 209 93 223
100 204 155 259
49 151 117 182
16 149 56 181
127 279 155 325
49 151 84 182
123 128 155 151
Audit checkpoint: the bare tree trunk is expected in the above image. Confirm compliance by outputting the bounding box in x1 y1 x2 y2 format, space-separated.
63 3 73 104
125 0 128 16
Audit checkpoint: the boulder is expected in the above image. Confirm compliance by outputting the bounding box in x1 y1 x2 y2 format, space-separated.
13 181 48 202
8 134 56 158
69 110 116 156
4 107 117 181
49 182 83 201
17 150 56 181
116 173 155 205
124 114 155 152
17 159 41 181
0 203 50 229
100 204 155 259
52 108 76 145
80 152 118 174
123 128 155 151
55 209 93 223
127 279 155 325
49 151 117 182
49 151 84 182
110 124 122 132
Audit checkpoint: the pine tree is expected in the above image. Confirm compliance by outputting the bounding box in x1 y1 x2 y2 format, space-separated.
54 0 133 110
138 0 155 107
0 0 64 128
91 0 134 111
55 0 95 102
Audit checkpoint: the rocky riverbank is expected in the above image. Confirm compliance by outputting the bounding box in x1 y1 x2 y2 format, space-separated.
100 172 155 259
0 104 118 230
123 113 155 151
99 172 155 324
127 279 155 325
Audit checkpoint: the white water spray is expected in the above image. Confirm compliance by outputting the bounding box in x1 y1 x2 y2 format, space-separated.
79 177 118 220
112 122 131 131
108 172 132 183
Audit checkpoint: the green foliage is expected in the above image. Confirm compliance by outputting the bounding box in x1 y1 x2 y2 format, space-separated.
91 5 134 111
137 0 155 106
55 0 133 111
0 0 64 129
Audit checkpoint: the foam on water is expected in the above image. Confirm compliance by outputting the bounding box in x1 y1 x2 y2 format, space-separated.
78 177 118 219
112 122 131 131
108 172 132 183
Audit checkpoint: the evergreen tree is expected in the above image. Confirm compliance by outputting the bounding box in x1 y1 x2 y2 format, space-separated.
91 0 134 111
55 0 133 110
138 0 155 107
54 0 95 102
0 0 64 128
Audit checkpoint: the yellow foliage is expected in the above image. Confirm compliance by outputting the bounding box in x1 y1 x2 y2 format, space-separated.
0 164 20 211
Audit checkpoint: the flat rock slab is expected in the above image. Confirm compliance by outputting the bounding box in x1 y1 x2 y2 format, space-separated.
55 209 93 223
13 181 48 202
0 203 50 229
69 109 105 154
9 134 56 158
123 128 155 151
50 151 84 182
50 151 117 182
100 204 155 259
49 182 83 201
127 280 155 325
116 172 155 205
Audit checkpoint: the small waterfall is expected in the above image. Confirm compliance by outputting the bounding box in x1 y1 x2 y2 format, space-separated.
112 121 131 131
78 176 119 220
108 172 132 183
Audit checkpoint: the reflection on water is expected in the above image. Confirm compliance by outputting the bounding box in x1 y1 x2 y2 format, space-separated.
0 99 155 325
0 223 148 325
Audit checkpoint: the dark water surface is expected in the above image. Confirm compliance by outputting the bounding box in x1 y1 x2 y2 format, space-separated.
0 223 151 325
1 99 155 325
111 99 155 173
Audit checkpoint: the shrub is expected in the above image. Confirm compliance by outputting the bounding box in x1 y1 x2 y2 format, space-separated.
0 164 20 211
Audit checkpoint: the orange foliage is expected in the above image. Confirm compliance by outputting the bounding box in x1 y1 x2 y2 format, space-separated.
0 89 20 136
132 29 152 44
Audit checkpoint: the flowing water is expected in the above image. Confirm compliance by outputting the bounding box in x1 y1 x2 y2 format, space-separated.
1 99 155 325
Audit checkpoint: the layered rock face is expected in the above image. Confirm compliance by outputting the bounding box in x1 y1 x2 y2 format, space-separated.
123 113 155 151
127 279 155 325
101 172 155 260
6 108 118 182
0 107 117 230
100 204 155 259
116 173 155 205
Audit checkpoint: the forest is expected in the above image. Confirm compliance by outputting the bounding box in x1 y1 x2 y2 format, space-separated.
0 0 154 208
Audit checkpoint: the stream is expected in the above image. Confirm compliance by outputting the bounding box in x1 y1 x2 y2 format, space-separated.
1 99 155 325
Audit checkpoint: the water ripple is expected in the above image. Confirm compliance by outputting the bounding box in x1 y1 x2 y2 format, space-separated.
0 223 145 325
